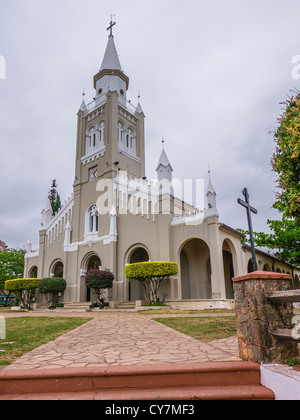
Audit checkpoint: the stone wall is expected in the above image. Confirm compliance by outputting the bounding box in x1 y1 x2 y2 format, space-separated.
233 271 299 364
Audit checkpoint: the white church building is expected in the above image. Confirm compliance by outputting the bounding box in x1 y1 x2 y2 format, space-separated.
24 24 300 310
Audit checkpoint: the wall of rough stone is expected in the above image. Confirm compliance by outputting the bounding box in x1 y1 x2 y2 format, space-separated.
233 272 299 364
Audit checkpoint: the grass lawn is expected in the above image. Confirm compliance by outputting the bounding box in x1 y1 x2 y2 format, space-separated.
0 317 92 369
153 316 237 342
138 308 235 316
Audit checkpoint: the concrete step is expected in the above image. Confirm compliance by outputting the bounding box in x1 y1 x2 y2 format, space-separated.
0 385 275 400
117 301 137 310
56 302 92 313
0 362 275 401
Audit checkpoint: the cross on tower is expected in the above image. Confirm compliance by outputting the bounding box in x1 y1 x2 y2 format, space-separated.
107 15 116 36
238 188 258 272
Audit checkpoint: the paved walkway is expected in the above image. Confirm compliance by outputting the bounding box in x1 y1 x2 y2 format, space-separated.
3 312 240 370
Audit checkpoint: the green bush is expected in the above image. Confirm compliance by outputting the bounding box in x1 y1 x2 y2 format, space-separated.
4 278 41 310
5 278 41 292
125 262 178 305
125 262 178 280
38 278 66 294
37 278 66 310
85 270 115 309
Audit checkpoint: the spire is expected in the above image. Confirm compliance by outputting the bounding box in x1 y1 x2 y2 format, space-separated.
207 167 216 196
156 139 173 183
64 215 72 247
135 93 144 115
79 90 87 112
25 231 32 254
94 19 129 106
100 25 122 72
41 198 53 228
206 168 218 217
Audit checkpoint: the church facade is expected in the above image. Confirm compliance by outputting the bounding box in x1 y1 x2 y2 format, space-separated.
24 28 300 309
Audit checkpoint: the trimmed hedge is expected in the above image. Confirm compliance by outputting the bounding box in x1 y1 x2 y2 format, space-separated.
125 262 178 280
4 278 42 310
125 262 178 305
5 278 42 291
38 278 66 294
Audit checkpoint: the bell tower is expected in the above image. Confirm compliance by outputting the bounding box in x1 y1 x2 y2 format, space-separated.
72 20 146 243
74 19 145 183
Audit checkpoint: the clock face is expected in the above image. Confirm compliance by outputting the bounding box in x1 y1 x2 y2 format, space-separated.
89 166 98 181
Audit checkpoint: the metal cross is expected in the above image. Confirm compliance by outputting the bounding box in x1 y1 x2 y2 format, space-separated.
107 15 116 36
238 188 258 272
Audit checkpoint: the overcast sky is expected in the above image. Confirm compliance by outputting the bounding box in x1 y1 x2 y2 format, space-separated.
0 0 300 250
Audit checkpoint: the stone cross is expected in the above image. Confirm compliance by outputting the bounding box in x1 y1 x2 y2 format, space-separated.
238 188 258 272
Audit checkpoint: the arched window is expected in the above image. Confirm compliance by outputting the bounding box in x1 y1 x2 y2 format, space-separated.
127 127 136 155
86 122 105 155
86 126 96 155
86 205 99 234
118 122 136 156
96 121 105 147
118 121 125 148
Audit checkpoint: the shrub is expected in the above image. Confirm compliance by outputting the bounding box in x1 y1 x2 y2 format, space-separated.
125 262 178 280
85 270 114 290
38 278 66 309
5 278 42 309
85 270 115 309
5 278 41 291
125 262 178 305
38 278 66 294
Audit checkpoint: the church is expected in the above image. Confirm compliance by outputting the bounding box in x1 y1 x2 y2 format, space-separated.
24 24 300 310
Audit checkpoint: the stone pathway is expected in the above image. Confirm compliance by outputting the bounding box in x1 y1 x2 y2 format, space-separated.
3 312 240 370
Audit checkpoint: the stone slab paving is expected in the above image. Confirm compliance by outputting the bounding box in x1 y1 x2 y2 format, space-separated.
3 312 240 370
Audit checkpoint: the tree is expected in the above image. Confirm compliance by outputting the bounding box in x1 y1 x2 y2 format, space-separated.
5 278 41 310
85 270 114 309
38 278 67 309
0 247 26 281
272 93 300 223
48 179 62 216
239 92 300 270
239 219 300 269
125 262 178 305
0 247 26 305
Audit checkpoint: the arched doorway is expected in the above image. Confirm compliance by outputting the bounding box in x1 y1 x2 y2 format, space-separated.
180 238 211 299
127 246 149 301
248 259 254 273
263 263 272 272
28 266 38 278
130 248 149 264
50 261 64 278
222 251 234 299
85 254 102 301
87 255 102 271
295 275 300 289
222 239 237 300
